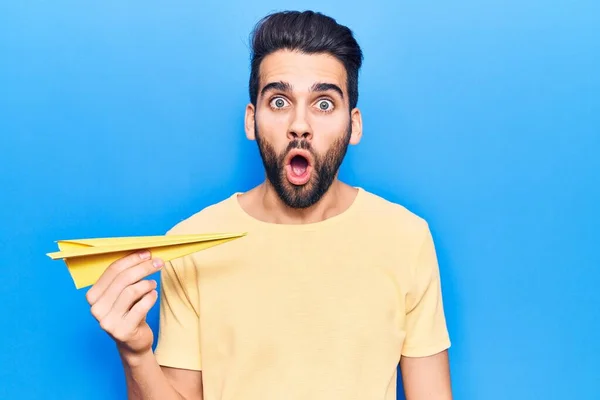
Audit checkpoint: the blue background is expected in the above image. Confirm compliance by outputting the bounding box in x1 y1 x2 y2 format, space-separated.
1 1 598 399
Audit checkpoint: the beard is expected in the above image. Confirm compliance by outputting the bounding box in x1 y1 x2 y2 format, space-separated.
255 122 352 209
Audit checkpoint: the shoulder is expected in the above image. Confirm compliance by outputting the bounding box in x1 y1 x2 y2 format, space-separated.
356 189 440 282
166 193 239 235
353 188 433 261
358 188 430 236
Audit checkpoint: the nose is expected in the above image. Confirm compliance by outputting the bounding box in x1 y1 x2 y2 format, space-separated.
287 108 313 141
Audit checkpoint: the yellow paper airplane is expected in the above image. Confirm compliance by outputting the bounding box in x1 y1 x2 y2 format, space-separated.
47 232 247 289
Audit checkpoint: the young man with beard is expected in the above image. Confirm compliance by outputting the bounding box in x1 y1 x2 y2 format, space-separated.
85 10 453 400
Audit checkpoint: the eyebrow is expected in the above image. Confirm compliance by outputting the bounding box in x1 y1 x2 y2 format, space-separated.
260 81 344 99
260 81 293 97
311 82 344 99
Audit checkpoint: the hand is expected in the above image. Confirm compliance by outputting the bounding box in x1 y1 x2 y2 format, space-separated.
85 250 163 360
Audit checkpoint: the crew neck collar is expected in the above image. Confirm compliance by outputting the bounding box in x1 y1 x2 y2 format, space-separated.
228 187 365 231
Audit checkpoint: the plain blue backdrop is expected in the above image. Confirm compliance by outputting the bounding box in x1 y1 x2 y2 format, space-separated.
1 1 599 399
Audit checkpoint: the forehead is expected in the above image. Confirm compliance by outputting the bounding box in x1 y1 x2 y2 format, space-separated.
258 50 347 95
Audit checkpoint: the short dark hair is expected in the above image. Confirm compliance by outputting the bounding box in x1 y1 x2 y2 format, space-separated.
248 10 363 110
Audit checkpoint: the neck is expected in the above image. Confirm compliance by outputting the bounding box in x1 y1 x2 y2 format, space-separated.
239 179 358 225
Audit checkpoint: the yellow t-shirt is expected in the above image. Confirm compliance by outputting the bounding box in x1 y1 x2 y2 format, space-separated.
154 187 450 400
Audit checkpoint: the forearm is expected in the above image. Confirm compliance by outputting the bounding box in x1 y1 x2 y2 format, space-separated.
120 350 185 400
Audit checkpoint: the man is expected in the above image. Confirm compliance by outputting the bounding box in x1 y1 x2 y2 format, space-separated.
85 10 453 400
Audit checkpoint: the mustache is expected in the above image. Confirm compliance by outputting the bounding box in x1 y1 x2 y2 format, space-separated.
284 139 313 154
280 140 317 165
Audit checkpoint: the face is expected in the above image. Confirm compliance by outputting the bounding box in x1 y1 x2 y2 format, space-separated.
245 50 362 209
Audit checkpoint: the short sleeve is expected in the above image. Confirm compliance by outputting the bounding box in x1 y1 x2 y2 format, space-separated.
401 224 451 357
153 255 202 370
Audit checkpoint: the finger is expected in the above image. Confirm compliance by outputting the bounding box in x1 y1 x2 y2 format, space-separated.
90 258 163 322
122 289 159 331
111 279 157 317
97 280 157 340
86 250 151 305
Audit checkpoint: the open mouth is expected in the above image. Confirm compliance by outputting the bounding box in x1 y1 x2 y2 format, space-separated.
291 154 309 176
285 150 313 186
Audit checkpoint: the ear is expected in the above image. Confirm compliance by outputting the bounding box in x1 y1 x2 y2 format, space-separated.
349 108 363 145
245 103 256 141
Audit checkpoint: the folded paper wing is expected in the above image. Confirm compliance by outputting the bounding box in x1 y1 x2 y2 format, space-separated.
46 232 247 289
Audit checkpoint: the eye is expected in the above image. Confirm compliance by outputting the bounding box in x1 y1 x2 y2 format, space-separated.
269 97 289 109
315 99 334 112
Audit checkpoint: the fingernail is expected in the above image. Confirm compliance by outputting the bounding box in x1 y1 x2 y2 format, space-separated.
139 250 151 260
153 258 164 269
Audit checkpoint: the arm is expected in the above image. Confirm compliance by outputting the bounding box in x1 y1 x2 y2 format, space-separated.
400 350 452 400
119 350 204 400
161 366 203 400
86 251 204 400
400 223 453 399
